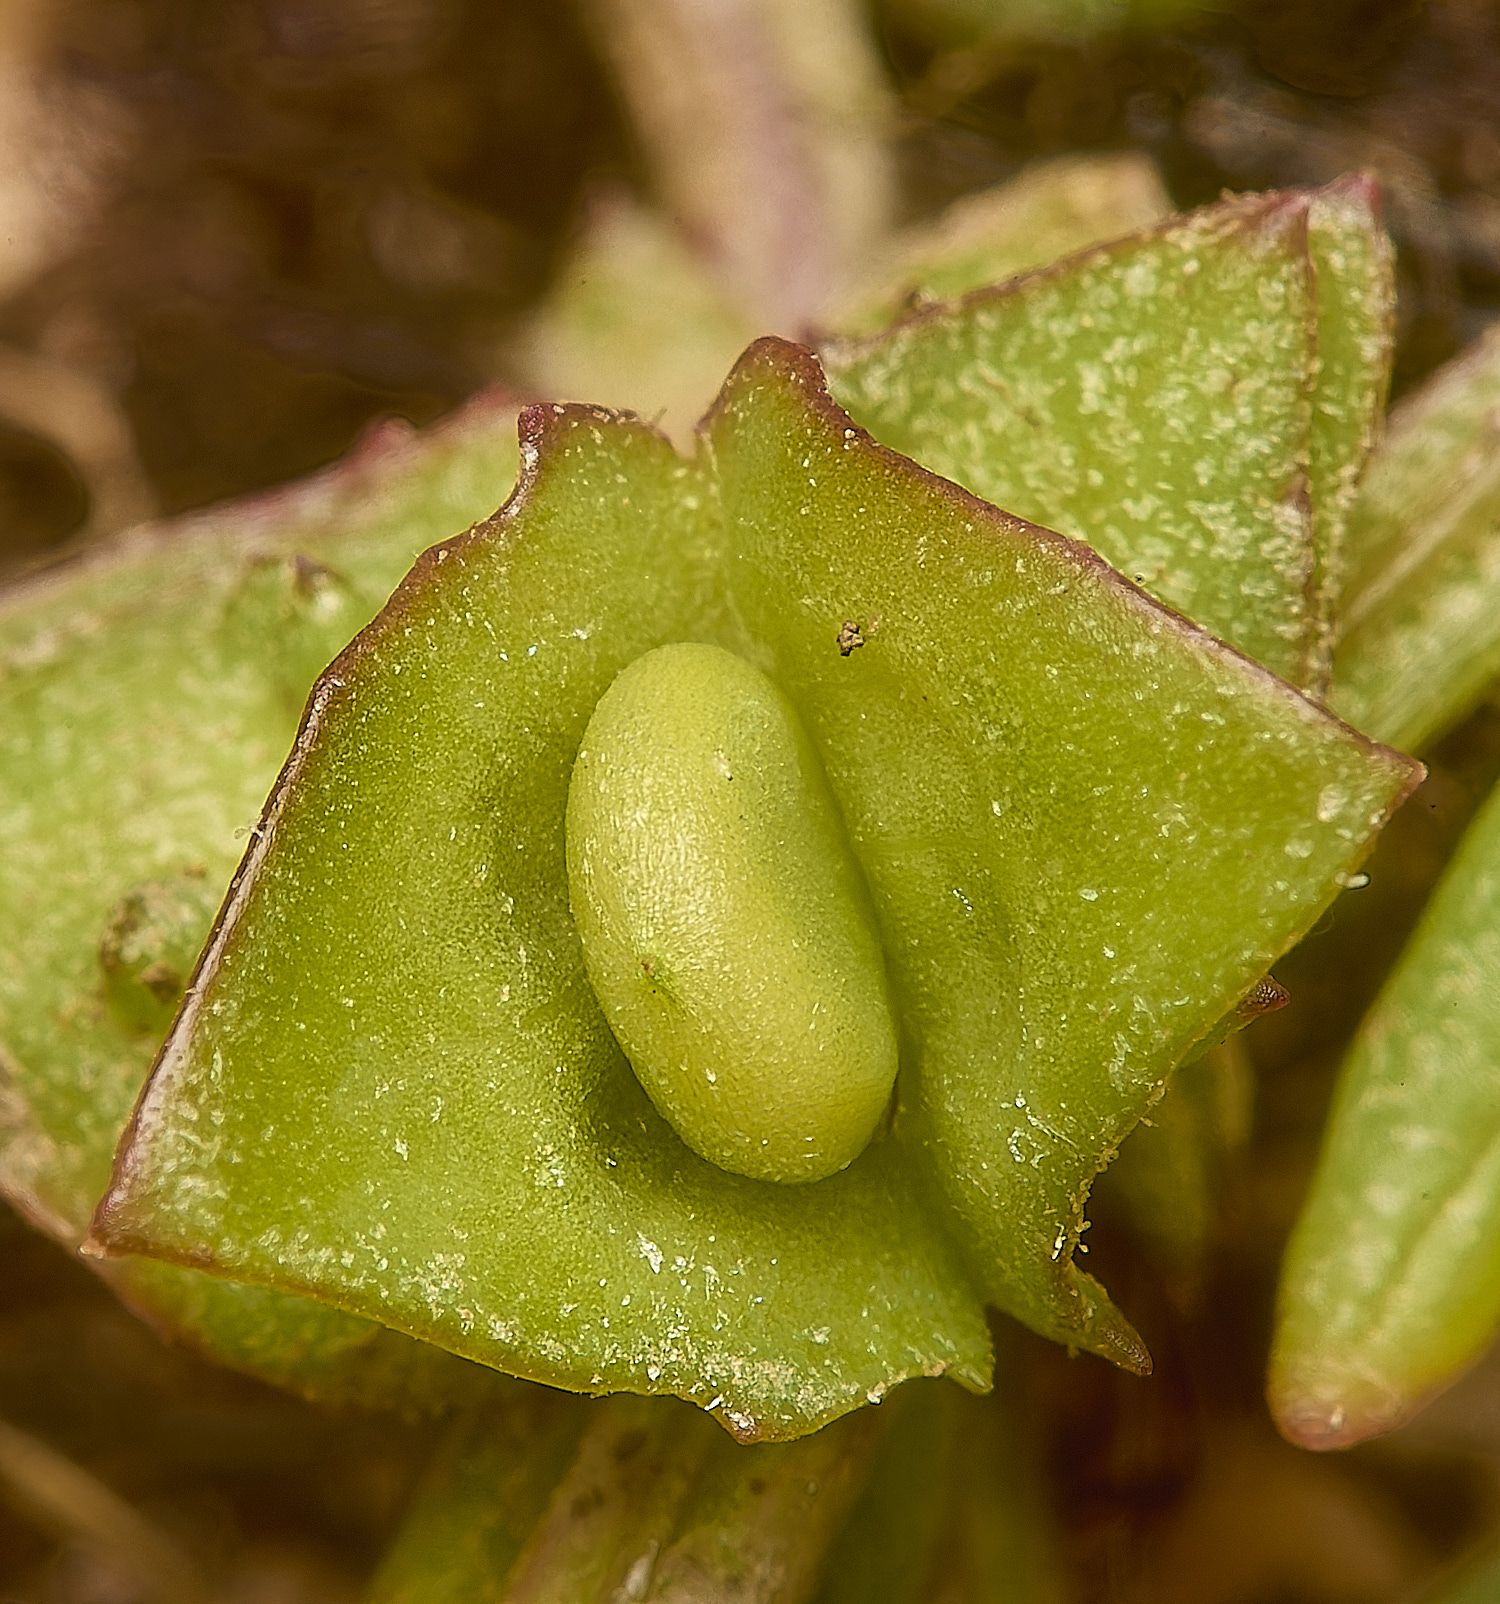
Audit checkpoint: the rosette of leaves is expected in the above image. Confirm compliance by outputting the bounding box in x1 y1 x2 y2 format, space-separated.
0 176 1405 1446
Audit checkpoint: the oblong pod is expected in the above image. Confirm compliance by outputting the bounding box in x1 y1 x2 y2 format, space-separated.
566 642 900 1184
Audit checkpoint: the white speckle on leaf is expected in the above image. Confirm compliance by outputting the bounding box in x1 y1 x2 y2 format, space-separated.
1317 784 1349 823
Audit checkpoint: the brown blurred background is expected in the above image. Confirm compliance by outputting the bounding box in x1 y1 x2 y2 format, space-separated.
2 0 1499 572
8 3 1500 1601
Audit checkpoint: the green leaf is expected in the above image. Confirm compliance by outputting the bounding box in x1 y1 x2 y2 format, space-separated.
823 187 1322 684
567 643 902 1186
829 153 1171 339
712 341 1411 1366
1271 774 1500 1450
366 1392 591 1602
91 338 1416 1438
812 1376 1063 1604
368 1389 886 1604
89 377 990 1440
0 394 522 1409
369 1377 1058 1604
613 1405 883 1604
1301 175 1395 694
102 1256 508 1414
1331 321 1500 752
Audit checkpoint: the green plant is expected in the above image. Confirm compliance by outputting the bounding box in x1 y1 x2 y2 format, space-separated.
565 641 902 1187
7 162 1500 1596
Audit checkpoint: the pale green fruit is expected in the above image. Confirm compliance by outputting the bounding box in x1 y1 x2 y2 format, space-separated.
566 642 900 1184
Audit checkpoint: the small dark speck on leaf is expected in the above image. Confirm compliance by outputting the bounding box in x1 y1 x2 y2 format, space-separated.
837 620 864 656
1236 976 1290 1017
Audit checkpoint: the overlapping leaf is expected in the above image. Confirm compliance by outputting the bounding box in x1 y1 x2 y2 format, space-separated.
368 1376 1057 1604
1332 319 1500 752
90 338 1415 1439
825 178 1393 691
1303 177 1395 690
369 1389 885 1604
1275 314 1500 1450
829 152 1170 339
709 343 1411 1357
0 393 522 1408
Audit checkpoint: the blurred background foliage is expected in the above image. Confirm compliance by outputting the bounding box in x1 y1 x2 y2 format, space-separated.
7 1 1500 1600
5 0 1500 575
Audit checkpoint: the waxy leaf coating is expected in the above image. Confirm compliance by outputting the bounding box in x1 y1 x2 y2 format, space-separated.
568 643 899 1185
91 338 1417 1439
1302 176 1395 692
830 152 1171 339
708 343 1414 1368
1273 777 1500 1450
1273 307 1500 1453
91 374 991 1441
1333 318 1500 752
824 175 1395 698
0 393 523 1409
823 189 1320 685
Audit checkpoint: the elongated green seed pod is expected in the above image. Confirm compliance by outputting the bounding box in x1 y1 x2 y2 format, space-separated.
566 642 899 1184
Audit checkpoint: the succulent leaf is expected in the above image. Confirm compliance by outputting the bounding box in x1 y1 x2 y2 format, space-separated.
829 152 1171 339
1272 774 1500 1450
369 1388 886 1604
822 188 1322 684
567 643 900 1185
1302 175 1396 693
1332 319 1500 752
88 339 1416 1437
0 393 523 1408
